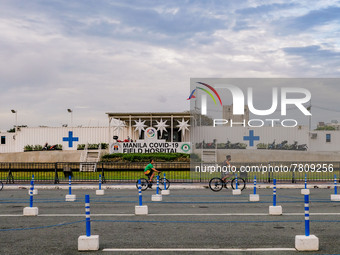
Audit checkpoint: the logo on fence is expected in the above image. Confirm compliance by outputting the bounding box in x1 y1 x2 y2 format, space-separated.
181 143 191 152
110 142 122 153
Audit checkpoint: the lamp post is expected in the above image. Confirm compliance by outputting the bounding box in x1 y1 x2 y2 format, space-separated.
11 109 17 134
67 109 73 127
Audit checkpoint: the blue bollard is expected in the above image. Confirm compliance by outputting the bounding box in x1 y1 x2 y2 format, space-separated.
69 175 72 195
32 174 35 191
156 175 160 195
29 180 33 207
85 195 91 237
99 175 102 190
273 179 277 206
334 175 337 195
163 173 167 190
138 179 143 206
304 194 310 236
235 173 238 190
254 176 257 195
305 174 307 189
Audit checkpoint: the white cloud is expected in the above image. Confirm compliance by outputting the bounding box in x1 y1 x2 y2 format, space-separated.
0 0 340 131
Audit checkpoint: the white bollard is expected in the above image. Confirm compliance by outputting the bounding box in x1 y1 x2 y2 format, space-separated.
78 195 99 251
269 205 283 215
23 207 39 216
301 189 310 195
249 176 260 201
269 179 282 215
161 173 170 195
295 195 319 251
331 194 340 201
135 179 148 215
78 235 100 251
161 189 170 195
295 235 319 251
249 194 260 202
66 175 76 201
232 189 241 195
331 175 340 201
152 176 163 201
135 205 148 215
65 194 76 201
23 180 38 216
96 174 104 195
96 190 105 196
151 194 162 201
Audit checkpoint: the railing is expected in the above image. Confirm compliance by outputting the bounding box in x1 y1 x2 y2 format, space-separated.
0 162 338 184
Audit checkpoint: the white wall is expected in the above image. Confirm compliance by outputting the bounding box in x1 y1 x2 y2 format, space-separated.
0 132 16 153
192 126 309 148
309 131 340 152
0 125 190 153
1 125 339 153
0 127 113 152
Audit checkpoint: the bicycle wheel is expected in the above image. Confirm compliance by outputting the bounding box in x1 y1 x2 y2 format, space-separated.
0 181 3 191
136 178 149 191
209 178 224 192
231 178 246 191
159 178 170 191
224 180 230 189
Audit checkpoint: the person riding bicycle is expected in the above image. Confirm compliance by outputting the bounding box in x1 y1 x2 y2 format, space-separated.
221 155 232 182
144 159 161 188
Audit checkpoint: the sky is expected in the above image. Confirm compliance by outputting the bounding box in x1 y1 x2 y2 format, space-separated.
1 0 340 131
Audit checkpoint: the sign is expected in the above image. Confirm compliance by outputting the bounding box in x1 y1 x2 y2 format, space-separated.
110 142 191 154
62 131 79 148
145 127 157 140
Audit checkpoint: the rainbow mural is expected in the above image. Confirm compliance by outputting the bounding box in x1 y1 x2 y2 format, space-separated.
187 82 223 106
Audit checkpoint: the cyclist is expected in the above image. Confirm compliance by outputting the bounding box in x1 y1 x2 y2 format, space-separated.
221 155 232 182
144 159 161 188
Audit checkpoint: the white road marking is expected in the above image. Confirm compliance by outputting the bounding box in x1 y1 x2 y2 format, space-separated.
102 248 296 252
0 212 339 217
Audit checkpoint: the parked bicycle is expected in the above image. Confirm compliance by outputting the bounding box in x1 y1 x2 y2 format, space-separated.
209 175 246 192
136 172 170 191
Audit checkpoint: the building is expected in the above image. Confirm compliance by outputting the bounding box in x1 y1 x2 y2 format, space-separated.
0 112 340 156
222 105 249 126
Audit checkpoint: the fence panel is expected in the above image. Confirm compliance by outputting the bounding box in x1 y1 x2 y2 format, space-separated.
0 161 338 184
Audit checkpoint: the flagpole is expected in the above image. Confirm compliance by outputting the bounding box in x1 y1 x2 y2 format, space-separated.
309 99 312 131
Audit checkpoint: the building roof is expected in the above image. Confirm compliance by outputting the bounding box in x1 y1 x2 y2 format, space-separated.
106 112 191 119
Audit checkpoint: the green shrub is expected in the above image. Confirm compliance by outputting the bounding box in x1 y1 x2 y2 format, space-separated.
100 143 108 149
101 153 190 162
33 145 43 151
77 144 86 150
56 144 63 150
88 143 99 150
24 145 33 151
190 153 201 162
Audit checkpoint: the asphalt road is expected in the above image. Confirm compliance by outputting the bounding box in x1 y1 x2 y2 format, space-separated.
0 188 339 255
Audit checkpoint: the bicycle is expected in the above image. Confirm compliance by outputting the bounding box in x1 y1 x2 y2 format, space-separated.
136 172 170 191
209 175 246 192
0 180 3 191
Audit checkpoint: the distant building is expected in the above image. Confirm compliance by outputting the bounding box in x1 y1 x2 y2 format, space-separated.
317 120 340 130
222 105 249 126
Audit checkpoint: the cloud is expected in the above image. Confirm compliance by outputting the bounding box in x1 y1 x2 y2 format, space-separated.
1 0 340 131
283 6 340 31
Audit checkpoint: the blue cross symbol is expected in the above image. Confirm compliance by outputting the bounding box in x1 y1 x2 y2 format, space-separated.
63 131 79 148
243 130 260 147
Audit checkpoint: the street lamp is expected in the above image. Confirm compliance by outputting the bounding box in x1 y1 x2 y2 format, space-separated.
11 109 17 134
67 109 73 127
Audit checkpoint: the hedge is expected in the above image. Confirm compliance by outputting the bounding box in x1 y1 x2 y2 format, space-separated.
101 153 191 162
